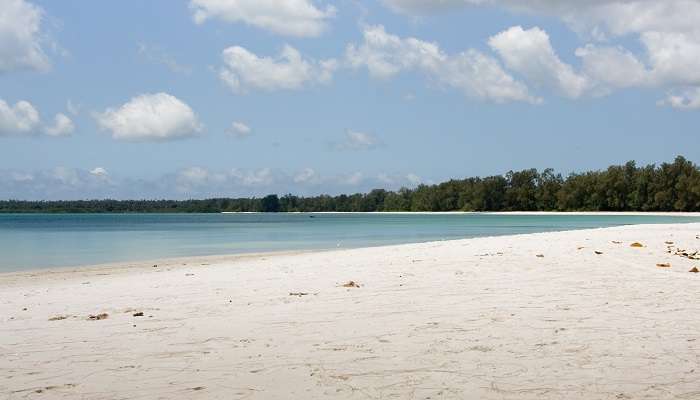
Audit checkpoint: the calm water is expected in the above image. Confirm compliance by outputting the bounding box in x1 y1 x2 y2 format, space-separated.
0 213 698 272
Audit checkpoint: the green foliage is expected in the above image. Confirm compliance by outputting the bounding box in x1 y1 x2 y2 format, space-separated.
2 156 700 213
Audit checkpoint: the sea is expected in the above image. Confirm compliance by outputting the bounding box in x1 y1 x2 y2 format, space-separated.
0 213 698 272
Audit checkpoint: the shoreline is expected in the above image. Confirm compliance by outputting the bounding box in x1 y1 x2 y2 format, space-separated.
221 211 700 216
3 223 700 398
3 220 699 279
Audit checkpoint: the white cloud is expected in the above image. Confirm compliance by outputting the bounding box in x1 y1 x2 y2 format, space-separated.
659 87 700 110
381 1 700 106
44 113 74 137
346 25 446 79
220 45 337 93
1 99 77 137
0 0 50 73
346 25 539 104
89 167 109 178
0 99 40 136
641 32 700 86
95 93 203 142
337 130 381 151
382 0 700 35
1 166 434 199
489 26 589 98
189 0 336 37
575 44 650 89
227 121 252 138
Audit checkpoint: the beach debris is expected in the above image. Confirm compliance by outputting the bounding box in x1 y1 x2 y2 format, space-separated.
289 292 309 297
630 242 644 248
672 248 700 260
191 386 205 391
34 384 77 394
152 264 158 268
536 254 545 258
577 246 585 250
612 241 622 244
185 273 195 276
656 263 671 268
341 281 361 288
665 241 674 245
133 312 144 317
49 315 69 321
690 267 700 273
595 251 604 255
88 313 109 320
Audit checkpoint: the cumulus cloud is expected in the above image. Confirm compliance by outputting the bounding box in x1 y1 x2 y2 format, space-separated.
95 93 203 141
44 113 74 137
220 45 337 93
383 0 700 36
0 98 76 137
641 32 700 86
0 0 50 73
0 99 40 136
574 44 650 89
346 25 540 104
489 26 589 98
487 25 700 97
189 0 336 37
227 121 252 138
382 0 700 103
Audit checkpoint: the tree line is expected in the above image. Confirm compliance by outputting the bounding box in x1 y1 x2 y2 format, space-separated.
2 156 700 213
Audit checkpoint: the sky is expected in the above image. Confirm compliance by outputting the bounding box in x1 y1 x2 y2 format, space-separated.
1 0 699 200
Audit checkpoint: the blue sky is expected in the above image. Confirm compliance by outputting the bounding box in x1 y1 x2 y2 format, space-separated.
1 0 699 199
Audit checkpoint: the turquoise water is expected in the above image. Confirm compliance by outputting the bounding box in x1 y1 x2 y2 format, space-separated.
0 213 698 272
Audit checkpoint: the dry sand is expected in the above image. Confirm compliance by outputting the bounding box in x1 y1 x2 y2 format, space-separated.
2 223 700 399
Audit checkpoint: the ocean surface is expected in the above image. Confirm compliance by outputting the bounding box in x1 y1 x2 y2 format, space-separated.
0 213 698 272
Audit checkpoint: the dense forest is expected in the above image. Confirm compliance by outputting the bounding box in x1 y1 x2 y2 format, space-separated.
2 156 700 213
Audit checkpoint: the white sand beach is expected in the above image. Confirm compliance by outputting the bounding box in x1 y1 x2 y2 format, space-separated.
2 223 700 399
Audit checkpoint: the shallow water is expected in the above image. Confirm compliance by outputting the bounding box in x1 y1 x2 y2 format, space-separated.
0 213 697 272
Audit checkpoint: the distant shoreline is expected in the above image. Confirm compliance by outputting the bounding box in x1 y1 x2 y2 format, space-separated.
221 211 700 217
